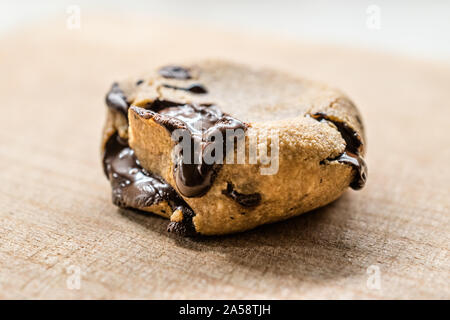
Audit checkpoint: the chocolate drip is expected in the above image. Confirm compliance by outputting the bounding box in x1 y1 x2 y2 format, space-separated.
166 212 196 236
311 113 367 190
103 132 175 207
105 83 129 117
222 182 261 207
321 151 367 190
162 83 208 94
158 65 192 80
103 133 197 236
132 102 247 198
104 78 250 234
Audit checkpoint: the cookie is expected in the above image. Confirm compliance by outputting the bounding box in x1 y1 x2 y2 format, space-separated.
101 60 367 235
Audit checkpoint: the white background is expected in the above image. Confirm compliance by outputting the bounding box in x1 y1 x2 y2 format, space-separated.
1 0 449 63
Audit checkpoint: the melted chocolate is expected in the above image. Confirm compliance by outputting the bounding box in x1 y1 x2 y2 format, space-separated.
333 152 367 190
312 112 362 153
311 112 367 190
222 182 261 207
132 102 248 198
105 83 129 117
104 79 251 235
162 83 208 94
158 65 192 80
103 133 197 236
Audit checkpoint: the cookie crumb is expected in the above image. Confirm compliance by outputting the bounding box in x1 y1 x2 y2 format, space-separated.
170 209 184 222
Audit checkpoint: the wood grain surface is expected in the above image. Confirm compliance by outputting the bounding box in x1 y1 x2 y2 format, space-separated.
0 14 449 299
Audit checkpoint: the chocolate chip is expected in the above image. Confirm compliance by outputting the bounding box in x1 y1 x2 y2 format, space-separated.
186 84 208 94
162 83 208 94
222 182 261 207
105 83 129 117
311 113 367 190
158 65 192 80
136 79 144 85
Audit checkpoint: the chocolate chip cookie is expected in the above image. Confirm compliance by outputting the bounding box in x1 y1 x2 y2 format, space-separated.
101 60 367 235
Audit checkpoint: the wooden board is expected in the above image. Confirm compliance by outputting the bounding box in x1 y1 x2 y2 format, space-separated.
0 15 449 299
